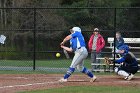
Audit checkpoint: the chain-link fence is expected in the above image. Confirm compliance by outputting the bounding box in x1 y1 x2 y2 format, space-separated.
0 7 140 72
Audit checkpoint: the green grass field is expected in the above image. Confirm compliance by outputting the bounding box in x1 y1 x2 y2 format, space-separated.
0 59 92 68
0 59 113 73
0 59 89 74
20 86 140 93
0 59 139 74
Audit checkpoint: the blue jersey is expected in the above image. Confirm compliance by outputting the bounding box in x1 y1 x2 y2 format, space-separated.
115 53 138 67
70 31 86 51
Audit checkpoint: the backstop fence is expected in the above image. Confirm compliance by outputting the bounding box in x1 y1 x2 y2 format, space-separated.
0 7 140 72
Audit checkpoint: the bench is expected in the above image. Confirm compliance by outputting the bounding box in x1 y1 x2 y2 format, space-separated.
106 37 140 49
91 63 119 72
91 37 140 72
91 62 140 72
106 37 140 60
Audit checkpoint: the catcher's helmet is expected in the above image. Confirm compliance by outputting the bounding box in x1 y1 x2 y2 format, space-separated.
118 44 129 53
72 27 81 33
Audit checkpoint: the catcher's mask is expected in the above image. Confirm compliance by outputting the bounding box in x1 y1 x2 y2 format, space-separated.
72 27 81 33
118 45 129 54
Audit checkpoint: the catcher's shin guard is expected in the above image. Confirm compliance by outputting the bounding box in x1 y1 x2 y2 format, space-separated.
117 70 129 77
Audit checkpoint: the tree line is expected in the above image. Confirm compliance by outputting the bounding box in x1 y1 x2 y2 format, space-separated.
0 0 139 59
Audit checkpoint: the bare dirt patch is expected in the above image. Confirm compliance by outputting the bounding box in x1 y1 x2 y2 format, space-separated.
0 74 140 93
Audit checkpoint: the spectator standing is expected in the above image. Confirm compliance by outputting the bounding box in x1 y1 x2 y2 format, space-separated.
88 28 105 71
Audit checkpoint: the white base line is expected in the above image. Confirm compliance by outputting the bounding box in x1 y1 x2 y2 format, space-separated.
0 77 28 80
14 77 28 79
0 81 59 89
0 76 61 80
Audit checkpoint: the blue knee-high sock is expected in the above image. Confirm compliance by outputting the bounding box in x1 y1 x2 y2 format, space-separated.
82 67 93 78
64 67 75 79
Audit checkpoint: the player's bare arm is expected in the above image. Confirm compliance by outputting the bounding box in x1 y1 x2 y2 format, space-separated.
61 45 73 52
60 35 72 45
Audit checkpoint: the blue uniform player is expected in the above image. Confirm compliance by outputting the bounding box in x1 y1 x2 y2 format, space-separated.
59 27 97 83
114 45 139 80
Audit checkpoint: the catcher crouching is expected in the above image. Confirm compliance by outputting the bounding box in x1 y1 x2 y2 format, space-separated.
106 45 139 80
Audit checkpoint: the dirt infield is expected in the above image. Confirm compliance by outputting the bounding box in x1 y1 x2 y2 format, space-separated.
0 74 140 93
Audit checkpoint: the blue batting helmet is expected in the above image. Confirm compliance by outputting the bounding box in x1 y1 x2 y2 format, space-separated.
118 44 129 53
72 27 81 33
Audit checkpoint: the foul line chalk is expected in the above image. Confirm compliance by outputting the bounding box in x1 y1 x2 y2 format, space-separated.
0 81 59 89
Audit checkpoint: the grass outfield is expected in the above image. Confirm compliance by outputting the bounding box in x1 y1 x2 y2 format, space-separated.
0 59 139 74
0 59 114 73
0 59 92 67
20 86 140 93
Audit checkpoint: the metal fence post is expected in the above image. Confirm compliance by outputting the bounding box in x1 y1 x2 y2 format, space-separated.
33 8 36 70
113 8 117 71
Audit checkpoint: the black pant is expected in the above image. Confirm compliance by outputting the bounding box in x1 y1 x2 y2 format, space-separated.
118 65 139 74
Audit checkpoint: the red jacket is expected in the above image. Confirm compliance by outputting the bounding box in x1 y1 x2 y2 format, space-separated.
88 34 105 53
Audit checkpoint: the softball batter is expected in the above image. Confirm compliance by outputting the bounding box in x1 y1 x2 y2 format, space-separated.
59 27 97 83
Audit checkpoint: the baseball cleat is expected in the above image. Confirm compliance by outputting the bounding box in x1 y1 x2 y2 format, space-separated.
124 74 134 80
90 76 97 82
58 78 68 83
126 74 134 80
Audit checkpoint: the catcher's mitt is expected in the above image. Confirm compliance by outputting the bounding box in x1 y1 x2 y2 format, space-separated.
104 57 112 65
